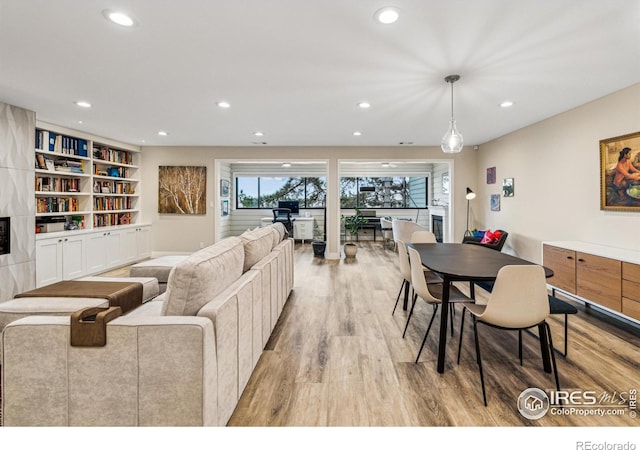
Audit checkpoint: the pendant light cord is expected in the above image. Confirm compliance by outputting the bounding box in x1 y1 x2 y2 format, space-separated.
450 81 454 121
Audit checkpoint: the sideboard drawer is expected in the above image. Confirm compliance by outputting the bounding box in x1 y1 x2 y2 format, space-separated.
622 279 640 302
622 297 640 321
623 261 640 282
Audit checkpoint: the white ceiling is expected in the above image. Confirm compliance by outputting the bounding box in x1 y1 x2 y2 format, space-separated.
1 0 639 148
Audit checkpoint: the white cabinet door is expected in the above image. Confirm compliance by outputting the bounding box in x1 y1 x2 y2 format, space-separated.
36 237 63 287
137 226 151 259
62 234 86 280
121 228 138 263
104 231 122 268
85 232 107 273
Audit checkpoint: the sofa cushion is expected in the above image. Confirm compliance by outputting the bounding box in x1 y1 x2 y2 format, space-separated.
270 222 286 243
239 226 277 273
161 237 245 316
130 255 190 284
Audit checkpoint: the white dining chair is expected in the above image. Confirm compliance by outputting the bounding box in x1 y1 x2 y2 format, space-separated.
410 230 437 244
380 217 394 249
456 265 561 406
406 247 471 362
392 240 442 316
391 219 427 246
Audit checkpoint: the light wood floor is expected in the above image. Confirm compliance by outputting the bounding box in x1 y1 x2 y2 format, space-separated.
226 242 640 427
100 242 640 426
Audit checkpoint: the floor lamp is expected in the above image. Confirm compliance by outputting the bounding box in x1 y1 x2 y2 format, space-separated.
464 187 476 237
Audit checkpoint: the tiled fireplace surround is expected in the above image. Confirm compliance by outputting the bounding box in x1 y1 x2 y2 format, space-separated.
0 102 36 303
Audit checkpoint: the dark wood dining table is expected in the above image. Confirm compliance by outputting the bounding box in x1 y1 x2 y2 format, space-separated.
406 243 554 374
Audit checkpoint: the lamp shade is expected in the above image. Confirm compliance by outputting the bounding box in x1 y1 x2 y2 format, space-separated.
441 119 464 153
466 187 476 200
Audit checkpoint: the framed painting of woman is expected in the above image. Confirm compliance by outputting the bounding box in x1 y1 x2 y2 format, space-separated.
600 131 640 211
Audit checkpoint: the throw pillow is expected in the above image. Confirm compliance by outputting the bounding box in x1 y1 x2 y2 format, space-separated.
480 230 495 244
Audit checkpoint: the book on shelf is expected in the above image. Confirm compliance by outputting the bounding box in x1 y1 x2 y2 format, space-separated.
35 130 56 152
54 160 85 174
93 145 133 165
35 130 88 157
36 154 46 169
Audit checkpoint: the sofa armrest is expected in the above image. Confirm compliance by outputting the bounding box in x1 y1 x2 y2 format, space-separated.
196 268 262 425
2 315 218 426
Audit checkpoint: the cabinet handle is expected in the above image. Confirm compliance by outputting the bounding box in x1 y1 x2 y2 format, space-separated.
578 258 584 262
58 239 63 242
64 238 68 242
566 256 573 260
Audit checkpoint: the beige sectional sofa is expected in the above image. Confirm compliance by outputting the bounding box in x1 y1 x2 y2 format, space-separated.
1 223 294 426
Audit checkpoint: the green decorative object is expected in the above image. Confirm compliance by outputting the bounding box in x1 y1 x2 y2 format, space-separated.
342 207 368 239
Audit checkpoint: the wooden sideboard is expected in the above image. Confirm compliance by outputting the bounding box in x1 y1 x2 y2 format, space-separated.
543 241 640 323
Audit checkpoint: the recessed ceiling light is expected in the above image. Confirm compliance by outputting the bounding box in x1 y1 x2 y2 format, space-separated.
358 102 371 109
399 141 414 145
353 131 362 136
374 7 400 24
74 101 92 108
500 101 514 108
77 120 83 124
158 131 168 136
103 10 136 27
281 163 292 168
252 141 267 145
217 101 231 108
253 131 264 136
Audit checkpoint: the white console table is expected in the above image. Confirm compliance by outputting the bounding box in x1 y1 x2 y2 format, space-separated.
261 217 314 242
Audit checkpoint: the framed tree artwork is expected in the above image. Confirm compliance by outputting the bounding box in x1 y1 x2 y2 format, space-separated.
158 166 206 214
600 131 640 211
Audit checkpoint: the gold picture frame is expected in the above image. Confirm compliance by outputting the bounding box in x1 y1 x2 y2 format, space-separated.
600 131 640 211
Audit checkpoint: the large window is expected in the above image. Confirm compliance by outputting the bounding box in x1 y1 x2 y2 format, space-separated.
236 175 427 209
340 176 428 208
236 177 326 209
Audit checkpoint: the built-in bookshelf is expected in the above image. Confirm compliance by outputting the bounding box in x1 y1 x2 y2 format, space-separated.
34 122 141 233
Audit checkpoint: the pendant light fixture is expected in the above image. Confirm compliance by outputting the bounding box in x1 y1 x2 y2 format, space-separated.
441 74 464 153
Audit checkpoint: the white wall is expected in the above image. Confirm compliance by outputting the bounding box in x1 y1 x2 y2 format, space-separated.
476 83 640 263
140 147 215 253
140 146 477 257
